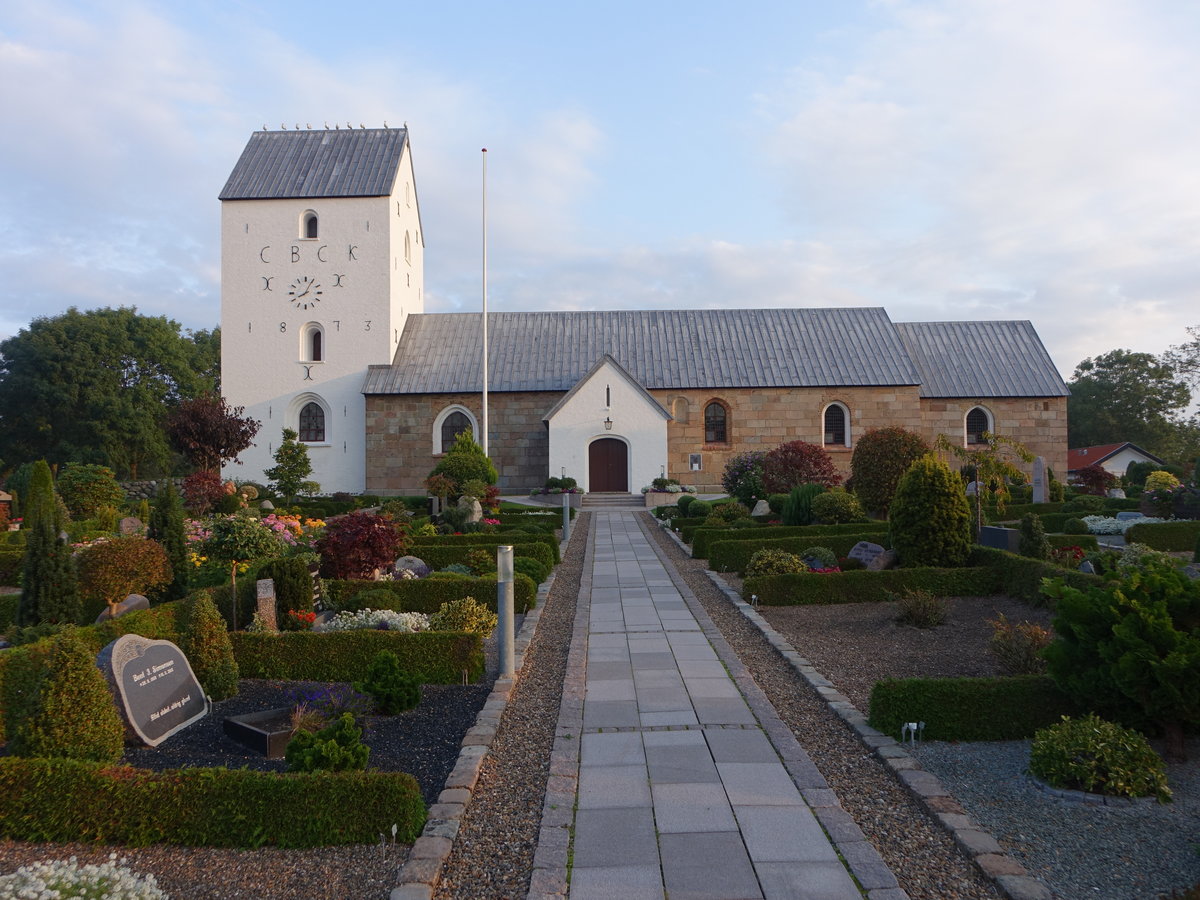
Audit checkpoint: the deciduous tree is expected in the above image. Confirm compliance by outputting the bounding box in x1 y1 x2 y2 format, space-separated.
166 393 260 474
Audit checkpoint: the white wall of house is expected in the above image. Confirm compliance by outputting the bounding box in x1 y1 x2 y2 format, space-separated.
220 149 423 493
545 358 669 492
1096 446 1160 477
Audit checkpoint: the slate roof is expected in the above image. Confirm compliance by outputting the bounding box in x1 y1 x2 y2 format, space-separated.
893 320 1070 398
364 308 923 395
219 128 408 200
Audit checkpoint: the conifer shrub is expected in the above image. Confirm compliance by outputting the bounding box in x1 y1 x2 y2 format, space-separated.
745 549 809 578
180 591 239 701
255 557 315 623
285 713 369 772
353 650 422 714
799 546 838 568
781 484 824 526
148 481 189 602
760 441 841 495
811 489 865 524
888 455 972 568
1030 714 1171 802
1018 513 1051 560
8 630 125 762
94 505 120 533
849 427 930 516
19 460 79 626
429 431 498 497
429 596 498 635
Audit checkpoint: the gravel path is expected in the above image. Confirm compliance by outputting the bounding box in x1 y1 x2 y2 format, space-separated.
640 515 1004 900
433 512 590 900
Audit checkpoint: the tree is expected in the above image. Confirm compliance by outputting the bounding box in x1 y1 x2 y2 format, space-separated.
55 463 126 519
166 393 260 473
1163 323 1200 391
204 515 285 628
1067 349 1192 456
849 427 930 517
18 461 79 625
888 455 972 568
429 431 497 497
0 307 219 478
936 432 1033 535
77 536 172 618
265 428 315 504
148 480 189 602
759 440 842 495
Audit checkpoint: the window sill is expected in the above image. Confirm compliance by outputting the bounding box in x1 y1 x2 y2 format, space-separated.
300 441 331 448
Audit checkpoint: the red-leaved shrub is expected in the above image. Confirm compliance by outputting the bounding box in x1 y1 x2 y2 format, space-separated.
316 512 409 580
1074 463 1118 496
182 470 226 515
760 440 842 495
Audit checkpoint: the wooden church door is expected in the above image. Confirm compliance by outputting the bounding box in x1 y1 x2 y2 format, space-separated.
589 438 629 492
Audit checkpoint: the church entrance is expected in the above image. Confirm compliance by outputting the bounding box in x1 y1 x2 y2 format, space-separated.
589 438 629 492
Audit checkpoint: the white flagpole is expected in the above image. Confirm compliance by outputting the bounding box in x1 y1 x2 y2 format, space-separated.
481 147 489 457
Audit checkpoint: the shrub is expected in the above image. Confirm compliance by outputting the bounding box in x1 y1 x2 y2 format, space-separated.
354 650 421 714
888 456 972 568
1063 494 1105 514
1124 520 1200 552
781 484 824 526
799 546 837 568
1030 715 1171 802
868 675 1076 741
1017 513 1051 560
317 512 407 580
8 630 125 762
285 713 369 773
513 556 550 585
988 613 1050 675
148 481 188 602
766 493 789 515
1062 517 1089 535
745 549 809 578
893 589 949 628
760 441 841 495
430 596 498 635
1075 463 1118 496
687 500 712 518
179 591 239 700
745 567 998 606
56 463 125 520
707 500 750 524
429 431 498 497
464 547 497 575
1144 470 1181 493
255 557 315 625
676 494 697 514
19 460 78 626
327 572 536 616
231 631 482 683
721 451 768 507
77 537 172 617
315 609 429 633
182 470 226 516
849 427 930 516
811 490 864 524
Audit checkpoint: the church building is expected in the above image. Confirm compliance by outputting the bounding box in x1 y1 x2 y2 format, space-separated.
220 128 1069 496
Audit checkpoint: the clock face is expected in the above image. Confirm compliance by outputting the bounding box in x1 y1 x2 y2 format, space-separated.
288 275 323 309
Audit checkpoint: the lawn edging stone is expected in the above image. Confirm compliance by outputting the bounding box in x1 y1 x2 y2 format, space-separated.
703 568 1053 900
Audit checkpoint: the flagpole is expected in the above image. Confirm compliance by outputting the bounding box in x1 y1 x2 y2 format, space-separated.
481 147 489 457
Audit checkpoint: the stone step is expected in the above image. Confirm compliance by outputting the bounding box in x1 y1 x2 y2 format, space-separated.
581 493 643 509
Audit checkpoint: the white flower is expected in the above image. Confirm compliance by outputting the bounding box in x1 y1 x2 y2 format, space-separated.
313 608 430 633
0 856 166 899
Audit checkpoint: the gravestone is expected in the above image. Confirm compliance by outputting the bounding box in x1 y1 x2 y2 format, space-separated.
965 481 982 497
750 499 770 517
255 578 278 630
979 526 1020 553
119 516 143 536
868 548 899 571
1031 457 1047 504
259 499 275 512
1115 511 1145 522
848 541 887 568
1107 488 1127 499
458 496 483 524
94 593 150 624
97 634 207 747
394 555 427 577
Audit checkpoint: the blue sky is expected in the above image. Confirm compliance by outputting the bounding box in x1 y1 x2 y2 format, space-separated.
2 0 1199 384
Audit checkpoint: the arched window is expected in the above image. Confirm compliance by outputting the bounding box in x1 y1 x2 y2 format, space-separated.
310 329 322 361
823 402 849 446
299 402 325 442
301 210 318 239
704 402 728 444
302 323 324 362
433 405 478 454
966 406 991 445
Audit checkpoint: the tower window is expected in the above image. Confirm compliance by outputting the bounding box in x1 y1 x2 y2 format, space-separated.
704 402 728 444
299 402 326 442
301 210 318 239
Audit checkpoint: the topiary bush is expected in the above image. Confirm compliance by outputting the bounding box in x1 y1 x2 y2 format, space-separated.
676 494 697 514
799 546 837 568
429 431 498 497
1062 517 1090 535
1029 714 1171 802
781 484 824 526
429 596 498 635
513 556 550 585
8 630 125 762
888 455 972 568
766 493 789 515
706 500 750 525
180 591 239 701
745 549 809 578
1017 513 1051 560
760 441 842 495
285 713 370 772
55 463 126 520
687 500 712 519
76 536 172 619
811 489 864 524
353 650 422 714
849 427 930 516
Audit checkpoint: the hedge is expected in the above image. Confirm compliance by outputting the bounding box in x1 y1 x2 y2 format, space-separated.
0 548 22 586
1000 502 1065 517
0 593 17 631
0 758 425 847
965 546 1102 605
413 540 554 573
743 567 1000 606
868 675 1077 741
231 631 484 683
691 522 887 560
325 573 537 614
411 532 560 564
709 532 893 575
1124 519 1200 551
1047 534 1098 552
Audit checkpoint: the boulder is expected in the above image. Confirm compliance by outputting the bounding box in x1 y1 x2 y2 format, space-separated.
750 499 771 517
458 496 483 524
868 548 899 571
94 593 150 624
260 500 275 511
1107 488 1127 499
848 541 887 568
119 516 143 535
394 555 427 576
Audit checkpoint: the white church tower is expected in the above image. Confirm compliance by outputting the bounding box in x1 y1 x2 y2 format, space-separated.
219 127 423 493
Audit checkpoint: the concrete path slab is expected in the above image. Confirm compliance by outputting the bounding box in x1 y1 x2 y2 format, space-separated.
549 510 900 900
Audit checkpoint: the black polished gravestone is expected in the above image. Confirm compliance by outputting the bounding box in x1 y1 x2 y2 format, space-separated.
97 634 208 747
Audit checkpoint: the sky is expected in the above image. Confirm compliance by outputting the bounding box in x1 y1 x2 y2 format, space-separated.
2 0 1199 384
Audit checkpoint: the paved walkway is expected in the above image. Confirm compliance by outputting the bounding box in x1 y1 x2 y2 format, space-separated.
556 510 898 900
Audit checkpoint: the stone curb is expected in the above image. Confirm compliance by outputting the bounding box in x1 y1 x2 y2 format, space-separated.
701 564 1053 900
390 533 572 900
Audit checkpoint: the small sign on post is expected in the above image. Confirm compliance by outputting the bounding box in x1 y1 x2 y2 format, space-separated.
497 545 515 677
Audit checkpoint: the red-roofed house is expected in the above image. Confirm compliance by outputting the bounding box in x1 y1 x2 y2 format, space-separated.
1067 443 1165 479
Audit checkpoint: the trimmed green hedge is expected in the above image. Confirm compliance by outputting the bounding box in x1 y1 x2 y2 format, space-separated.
709 532 893 575
231 631 484 683
1124 519 1200 551
411 532 560 564
325 573 537 614
414 541 553 572
1000 502 1065 518
743 567 999 605
868 675 1077 741
692 522 887 560
1046 534 1098 551
965 546 1102 605
0 593 17 630
0 758 425 847
0 548 22 586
